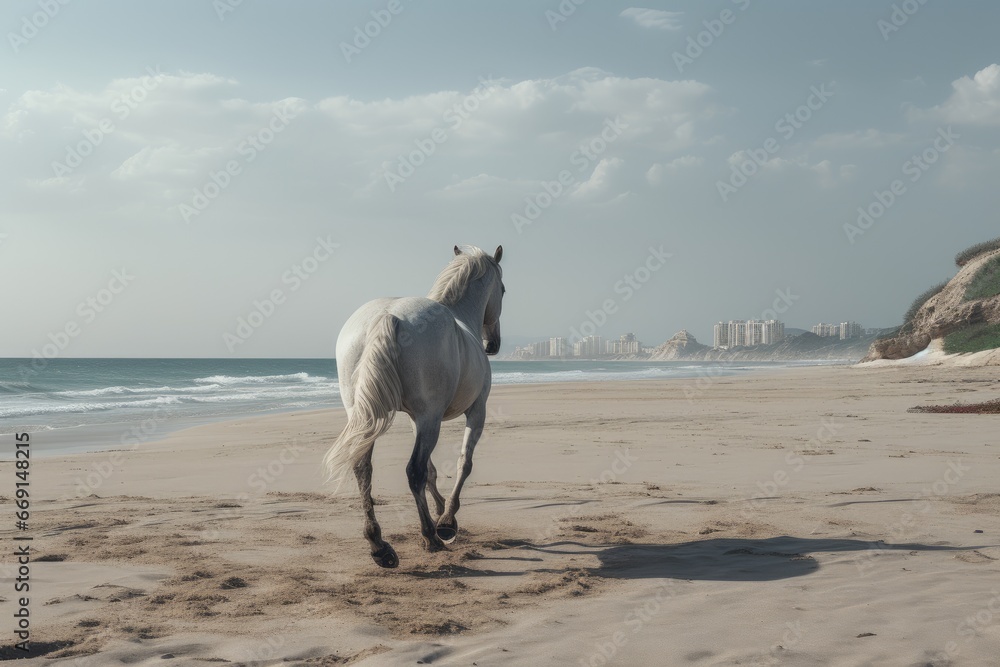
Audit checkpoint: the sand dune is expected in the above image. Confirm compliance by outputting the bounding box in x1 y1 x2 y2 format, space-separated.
859 338 1000 368
2 365 999 665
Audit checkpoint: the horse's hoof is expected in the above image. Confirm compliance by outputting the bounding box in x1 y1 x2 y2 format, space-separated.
372 543 399 568
436 521 458 544
424 536 448 553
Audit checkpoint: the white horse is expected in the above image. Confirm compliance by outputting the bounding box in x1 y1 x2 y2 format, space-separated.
325 244 505 568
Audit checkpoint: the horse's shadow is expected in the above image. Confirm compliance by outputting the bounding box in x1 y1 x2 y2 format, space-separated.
430 535 991 583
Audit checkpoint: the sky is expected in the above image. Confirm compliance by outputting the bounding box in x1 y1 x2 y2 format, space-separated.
2 0 999 357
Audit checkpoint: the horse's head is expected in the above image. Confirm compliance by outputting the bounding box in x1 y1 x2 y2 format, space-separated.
455 244 504 355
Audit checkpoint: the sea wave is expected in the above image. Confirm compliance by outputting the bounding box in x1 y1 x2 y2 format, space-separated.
189 385 340 403
8 381 341 418
193 372 326 385
0 396 183 419
57 384 223 397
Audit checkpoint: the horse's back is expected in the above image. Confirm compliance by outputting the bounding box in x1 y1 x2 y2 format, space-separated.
336 296 487 420
387 298 467 415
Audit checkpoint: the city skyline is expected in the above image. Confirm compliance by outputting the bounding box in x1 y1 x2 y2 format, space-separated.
511 309 883 357
511 311 885 357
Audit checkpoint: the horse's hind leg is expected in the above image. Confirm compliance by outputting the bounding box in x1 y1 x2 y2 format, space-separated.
354 448 398 568
437 398 486 543
407 416 447 552
426 459 446 518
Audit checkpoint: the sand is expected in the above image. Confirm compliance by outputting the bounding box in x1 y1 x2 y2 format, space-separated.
1 364 999 665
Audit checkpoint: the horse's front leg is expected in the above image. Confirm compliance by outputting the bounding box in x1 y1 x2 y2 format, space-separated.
436 398 486 543
426 459 446 518
407 416 447 552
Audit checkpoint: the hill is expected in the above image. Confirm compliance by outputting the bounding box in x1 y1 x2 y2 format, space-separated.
863 240 1000 363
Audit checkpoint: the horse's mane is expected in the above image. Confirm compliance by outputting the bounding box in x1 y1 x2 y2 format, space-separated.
427 246 500 306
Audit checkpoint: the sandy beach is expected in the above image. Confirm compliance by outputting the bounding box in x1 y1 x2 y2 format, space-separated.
3 364 999 665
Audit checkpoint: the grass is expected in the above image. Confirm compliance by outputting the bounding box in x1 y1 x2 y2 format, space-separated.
904 281 949 323
955 237 1000 267
943 322 1000 354
964 254 1000 301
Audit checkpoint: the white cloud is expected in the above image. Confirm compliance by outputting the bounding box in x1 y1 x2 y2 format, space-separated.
111 142 223 181
0 67 719 229
912 64 1000 126
810 160 856 188
646 155 703 184
572 157 624 200
432 173 537 199
620 8 683 30
646 163 664 185
812 128 905 149
726 151 853 188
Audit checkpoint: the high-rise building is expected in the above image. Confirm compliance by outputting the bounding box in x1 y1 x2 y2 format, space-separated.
840 321 863 339
530 340 550 357
549 337 567 357
604 333 640 356
745 320 765 346
727 320 747 348
716 319 785 349
761 320 785 345
619 333 640 354
586 335 603 357
812 323 841 337
713 322 729 349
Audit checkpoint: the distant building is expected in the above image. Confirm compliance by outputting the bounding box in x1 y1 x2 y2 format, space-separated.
761 320 785 345
549 337 567 357
745 320 765 346
728 320 748 348
570 335 604 357
811 322 865 338
620 333 640 354
605 333 640 356
530 340 550 357
715 319 785 349
586 335 603 357
812 323 841 338
840 321 863 339
713 322 729 349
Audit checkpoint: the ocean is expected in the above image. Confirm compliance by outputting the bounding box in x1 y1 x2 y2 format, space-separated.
0 358 844 454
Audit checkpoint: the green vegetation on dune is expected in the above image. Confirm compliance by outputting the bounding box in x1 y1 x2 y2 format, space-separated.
904 281 949 323
964 255 1000 301
943 323 1000 354
955 237 1000 267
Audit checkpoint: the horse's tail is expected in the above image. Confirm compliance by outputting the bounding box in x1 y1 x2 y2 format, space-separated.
324 312 403 490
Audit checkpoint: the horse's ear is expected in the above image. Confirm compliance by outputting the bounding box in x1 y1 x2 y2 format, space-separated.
454 245 462 256
494 245 503 264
